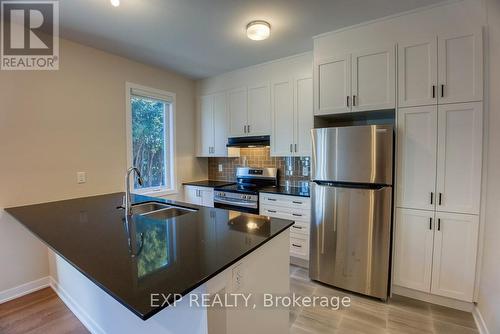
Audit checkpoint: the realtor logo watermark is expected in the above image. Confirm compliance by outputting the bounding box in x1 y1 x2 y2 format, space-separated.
1 0 59 70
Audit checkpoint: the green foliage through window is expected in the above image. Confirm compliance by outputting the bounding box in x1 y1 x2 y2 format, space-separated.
131 96 168 189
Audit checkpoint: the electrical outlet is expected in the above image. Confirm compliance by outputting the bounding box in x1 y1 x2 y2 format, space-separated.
218 164 223 172
232 263 243 291
77 172 86 184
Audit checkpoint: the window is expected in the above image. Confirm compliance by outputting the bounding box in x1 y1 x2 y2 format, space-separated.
126 83 176 195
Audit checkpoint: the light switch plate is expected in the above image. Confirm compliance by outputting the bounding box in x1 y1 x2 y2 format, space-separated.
77 172 86 184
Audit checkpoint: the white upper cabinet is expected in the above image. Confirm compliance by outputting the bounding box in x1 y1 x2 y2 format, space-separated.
213 92 228 156
431 212 479 301
351 46 396 111
247 83 271 136
196 93 229 157
228 87 248 137
398 37 438 107
314 46 395 115
271 79 295 156
198 95 214 157
397 106 438 211
393 208 435 292
438 30 483 104
436 102 483 215
271 77 313 157
315 54 351 115
295 77 313 156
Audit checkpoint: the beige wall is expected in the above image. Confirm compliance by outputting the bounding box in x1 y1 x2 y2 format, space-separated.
477 0 500 332
0 38 206 292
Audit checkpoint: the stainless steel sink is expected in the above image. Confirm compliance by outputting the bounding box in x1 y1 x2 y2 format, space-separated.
129 202 171 215
141 207 194 220
129 201 196 219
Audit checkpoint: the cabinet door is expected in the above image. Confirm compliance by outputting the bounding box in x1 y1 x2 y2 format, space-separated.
438 30 483 104
247 83 271 136
213 92 228 156
393 209 434 292
271 79 295 156
398 37 438 107
396 106 438 211
436 102 483 214
200 188 214 208
295 77 313 156
352 46 395 111
197 95 214 157
431 212 479 301
314 54 351 115
184 186 200 205
227 87 248 137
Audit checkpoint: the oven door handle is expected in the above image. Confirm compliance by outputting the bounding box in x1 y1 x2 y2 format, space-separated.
214 198 257 208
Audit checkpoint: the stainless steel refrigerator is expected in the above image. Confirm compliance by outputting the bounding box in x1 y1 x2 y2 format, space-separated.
310 125 393 300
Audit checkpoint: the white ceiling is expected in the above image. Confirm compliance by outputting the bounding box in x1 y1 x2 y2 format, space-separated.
60 0 443 79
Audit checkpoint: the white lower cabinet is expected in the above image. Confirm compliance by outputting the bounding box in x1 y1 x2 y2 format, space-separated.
259 193 311 262
184 185 214 207
394 208 478 302
393 208 434 292
431 212 479 301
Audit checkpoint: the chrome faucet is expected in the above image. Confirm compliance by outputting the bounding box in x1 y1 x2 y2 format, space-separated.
124 167 144 216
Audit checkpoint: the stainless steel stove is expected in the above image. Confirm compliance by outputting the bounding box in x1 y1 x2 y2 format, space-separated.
214 167 278 214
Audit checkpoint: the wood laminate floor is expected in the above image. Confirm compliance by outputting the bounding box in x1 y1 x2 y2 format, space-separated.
289 265 478 334
0 288 89 334
0 267 478 334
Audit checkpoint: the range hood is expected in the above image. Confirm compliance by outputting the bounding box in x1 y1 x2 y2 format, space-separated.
227 135 270 148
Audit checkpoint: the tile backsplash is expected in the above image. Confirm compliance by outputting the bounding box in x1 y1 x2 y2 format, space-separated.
208 147 311 187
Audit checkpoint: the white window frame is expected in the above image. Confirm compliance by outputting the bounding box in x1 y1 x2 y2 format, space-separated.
125 82 177 197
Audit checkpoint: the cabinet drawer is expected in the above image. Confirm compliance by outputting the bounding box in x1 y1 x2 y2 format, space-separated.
260 193 310 210
260 206 310 222
289 221 310 236
290 235 309 260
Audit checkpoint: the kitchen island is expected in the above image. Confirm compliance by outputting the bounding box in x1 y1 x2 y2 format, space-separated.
5 193 293 334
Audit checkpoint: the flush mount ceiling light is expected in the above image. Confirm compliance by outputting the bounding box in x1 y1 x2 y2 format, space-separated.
110 0 120 7
246 21 271 41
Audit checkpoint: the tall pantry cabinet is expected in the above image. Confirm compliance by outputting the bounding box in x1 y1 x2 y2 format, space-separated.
394 30 483 302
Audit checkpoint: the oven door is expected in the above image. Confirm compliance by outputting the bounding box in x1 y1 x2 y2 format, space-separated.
214 198 259 214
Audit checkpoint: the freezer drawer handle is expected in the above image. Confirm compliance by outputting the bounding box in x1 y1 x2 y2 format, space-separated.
292 243 302 248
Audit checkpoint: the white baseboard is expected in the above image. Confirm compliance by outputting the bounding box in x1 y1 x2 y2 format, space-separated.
392 285 474 312
49 277 106 334
0 276 50 304
473 306 490 334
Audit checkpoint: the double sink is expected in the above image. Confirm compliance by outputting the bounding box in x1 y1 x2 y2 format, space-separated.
128 202 197 220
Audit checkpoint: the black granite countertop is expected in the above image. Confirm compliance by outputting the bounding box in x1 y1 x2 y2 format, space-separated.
182 180 236 188
259 186 310 198
5 193 293 320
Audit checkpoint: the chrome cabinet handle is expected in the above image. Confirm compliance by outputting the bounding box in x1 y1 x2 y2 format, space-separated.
290 144 293 153
430 192 434 205
432 85 436 99
441 85 444 98
437 218 441 231
429 217 433 230
353 95 356 106
294 144 297 152
347 96 350 107
438 193 442 205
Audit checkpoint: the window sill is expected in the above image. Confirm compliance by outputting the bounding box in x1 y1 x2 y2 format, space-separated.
134 189 178 198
